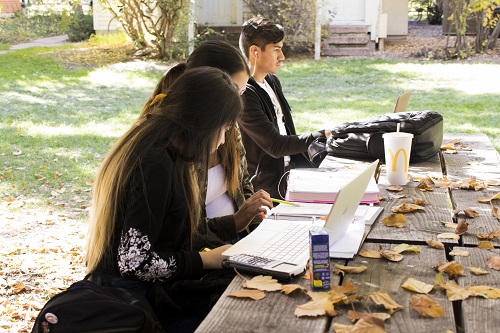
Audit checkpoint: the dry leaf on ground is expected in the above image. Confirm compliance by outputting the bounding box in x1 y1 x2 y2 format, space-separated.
228 289 266 300
410 294 445 318
402 278 434 294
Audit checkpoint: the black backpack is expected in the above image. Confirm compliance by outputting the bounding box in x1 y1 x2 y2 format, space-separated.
31 278 165 333
325 110 444 162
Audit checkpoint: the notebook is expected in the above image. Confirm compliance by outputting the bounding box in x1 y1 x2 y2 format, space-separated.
285 168 380 204
222 160 380 281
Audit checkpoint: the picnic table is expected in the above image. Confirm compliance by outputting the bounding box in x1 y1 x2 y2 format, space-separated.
195 133 500 333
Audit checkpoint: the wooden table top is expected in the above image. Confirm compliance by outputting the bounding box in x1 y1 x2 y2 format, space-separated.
195 133 500 333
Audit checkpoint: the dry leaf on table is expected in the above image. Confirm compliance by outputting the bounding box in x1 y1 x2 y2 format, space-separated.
392 202 425 213
493 207 500 220
439 281 472 301
486 257 500 270
386 185 403 192
392 243 420 254
410 294 445 318
281 284 306 295
334 264 367 274
434 261 465 276
478 241 494 249
359 249 383 258
380 249 404 262
382 214 406 228
347 310 391 323
412 198 426 205
453 209 479 218
449 249 469 257
425 239 445 249
468 285 500 298
295 297 336 317
242 275 282 291
437 233 460 240
369 290 403 314
468 266 489 275
455 220 468 235
228 289 266 300
402 278 434 294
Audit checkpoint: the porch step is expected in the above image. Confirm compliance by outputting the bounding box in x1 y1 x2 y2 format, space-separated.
322 25 373 57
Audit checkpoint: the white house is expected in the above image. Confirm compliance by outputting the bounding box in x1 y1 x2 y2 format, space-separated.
93 0 409 57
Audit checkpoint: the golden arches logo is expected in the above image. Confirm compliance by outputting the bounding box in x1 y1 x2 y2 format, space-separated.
387 148 409 172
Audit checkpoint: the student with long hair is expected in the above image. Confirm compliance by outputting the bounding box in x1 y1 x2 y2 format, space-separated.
86 67 249 332
144 40 272 250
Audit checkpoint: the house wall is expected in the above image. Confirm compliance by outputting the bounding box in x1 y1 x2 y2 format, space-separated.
382 0 408 37
0 0 22 16
93 0 120 34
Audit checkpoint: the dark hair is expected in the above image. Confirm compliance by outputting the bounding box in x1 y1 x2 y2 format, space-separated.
239 17 285 58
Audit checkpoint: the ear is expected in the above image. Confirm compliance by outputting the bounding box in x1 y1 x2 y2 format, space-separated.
250 46 259 57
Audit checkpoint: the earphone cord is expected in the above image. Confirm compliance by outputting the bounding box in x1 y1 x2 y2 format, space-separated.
252 53 257 77
277 170 290 200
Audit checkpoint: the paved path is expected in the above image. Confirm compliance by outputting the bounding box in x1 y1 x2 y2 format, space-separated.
0 35 70 54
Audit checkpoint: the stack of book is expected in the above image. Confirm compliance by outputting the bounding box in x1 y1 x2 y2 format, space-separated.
286 168 380 204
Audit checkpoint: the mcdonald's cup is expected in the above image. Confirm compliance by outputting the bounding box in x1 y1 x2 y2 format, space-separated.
382 132 413 185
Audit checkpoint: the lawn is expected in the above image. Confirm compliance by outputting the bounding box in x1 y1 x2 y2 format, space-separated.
1 43 500 331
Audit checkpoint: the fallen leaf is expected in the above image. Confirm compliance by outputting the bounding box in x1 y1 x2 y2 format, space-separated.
486 257 500 270
440 281 472 301
382 213 406 228
468 285 500 299
410 294 445 318
476 229 500 240
478 241 494 249
386 185 403 192
350 315 386 332
425 239 445 249
452 209 479 218
347 310 391 323
359 249 383 259
242 275 282 292
468 267 489 275
228 289 265 300
333 280 357 296
442 221 459 229
455 220 468 235
380 249 404 262
332 323 354 333
437 233 460 240
392 243 420 254
486 180 500 186
493 207 500 220
449 249 469 257
334 264 367 274
281 284 306 295
434 261 465 276
412 198 426 205
402 278 434 294
390 193 408 199
369 290 403 314
295 297 336 317
392 202 425 213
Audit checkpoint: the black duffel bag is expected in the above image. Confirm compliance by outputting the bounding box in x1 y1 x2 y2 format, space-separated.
325 111 443 162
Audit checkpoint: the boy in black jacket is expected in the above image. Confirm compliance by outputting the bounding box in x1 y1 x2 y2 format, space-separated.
238 17 326 199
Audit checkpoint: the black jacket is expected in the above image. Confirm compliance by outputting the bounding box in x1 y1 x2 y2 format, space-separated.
239 75 324 199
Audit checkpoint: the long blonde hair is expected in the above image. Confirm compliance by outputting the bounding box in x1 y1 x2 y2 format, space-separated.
86 67 242 273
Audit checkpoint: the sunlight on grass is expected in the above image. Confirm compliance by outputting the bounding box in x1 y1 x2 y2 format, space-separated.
84 69 154 88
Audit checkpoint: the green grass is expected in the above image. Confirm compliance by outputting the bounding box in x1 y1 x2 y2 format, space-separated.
1 47 500 223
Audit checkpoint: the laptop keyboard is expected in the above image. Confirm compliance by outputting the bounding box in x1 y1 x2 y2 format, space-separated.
255 223 313 263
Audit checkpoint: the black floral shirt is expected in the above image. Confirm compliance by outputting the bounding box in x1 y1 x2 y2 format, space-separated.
99 147 203 282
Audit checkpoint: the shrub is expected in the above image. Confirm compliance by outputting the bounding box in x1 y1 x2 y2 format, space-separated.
66 5 94 42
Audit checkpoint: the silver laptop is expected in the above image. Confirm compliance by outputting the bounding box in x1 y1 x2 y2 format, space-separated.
222 160 380 281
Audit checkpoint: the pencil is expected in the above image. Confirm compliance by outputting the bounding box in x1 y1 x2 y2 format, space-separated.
271 198 298 206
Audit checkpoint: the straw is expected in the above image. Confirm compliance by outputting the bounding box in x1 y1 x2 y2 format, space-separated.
396 123 400 133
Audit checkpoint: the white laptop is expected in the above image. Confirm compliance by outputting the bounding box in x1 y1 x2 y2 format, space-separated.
222 160 381 281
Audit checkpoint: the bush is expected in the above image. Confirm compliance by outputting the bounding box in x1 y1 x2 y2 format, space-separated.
66 6 94 42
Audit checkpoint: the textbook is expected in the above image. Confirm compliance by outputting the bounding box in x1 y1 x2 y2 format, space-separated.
286 168 380 204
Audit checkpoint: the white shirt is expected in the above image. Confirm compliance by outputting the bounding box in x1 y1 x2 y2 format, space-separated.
257 80 290 167
205 164 236 218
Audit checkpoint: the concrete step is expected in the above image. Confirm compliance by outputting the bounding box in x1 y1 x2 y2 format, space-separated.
323 34 370 45
322 46 374 57
326 25 369 34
